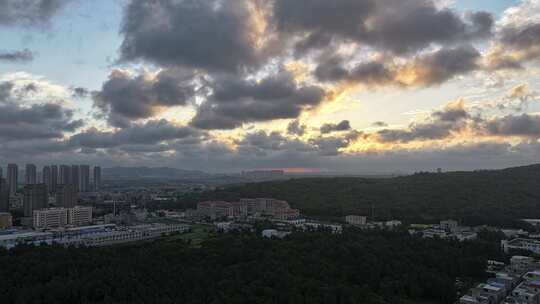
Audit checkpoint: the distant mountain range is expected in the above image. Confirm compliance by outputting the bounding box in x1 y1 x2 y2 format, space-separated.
103 167 212 179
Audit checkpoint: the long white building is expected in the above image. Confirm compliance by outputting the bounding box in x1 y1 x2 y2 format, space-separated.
502 238 540 255
0 223 190 249
33 206 93 229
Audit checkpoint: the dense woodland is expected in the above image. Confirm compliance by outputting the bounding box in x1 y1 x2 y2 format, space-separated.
0 229 503 304
176 164 540 227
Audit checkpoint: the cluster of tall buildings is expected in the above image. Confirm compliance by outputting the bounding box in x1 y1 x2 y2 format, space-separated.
0 164 102 216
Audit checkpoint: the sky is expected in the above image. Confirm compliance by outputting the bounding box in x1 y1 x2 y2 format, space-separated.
0 0 540 174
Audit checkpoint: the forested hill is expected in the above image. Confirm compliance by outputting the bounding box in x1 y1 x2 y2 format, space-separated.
183 164 540 226
0 231 499 304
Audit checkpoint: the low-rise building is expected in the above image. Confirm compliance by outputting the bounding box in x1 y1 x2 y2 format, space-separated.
0 223 190 249
440 219 459 232
197 201 234 219
523 219 540 229
471 283 506 304
459 294 482 304
302 222 343 234
262 229 291 239
0 212 12 229
68 206 93 226
508 280 540 304
422 228 448 239
503 238 540 255
502 229 529 239
385 220 402 228
33 208 68 229
509 256 539 275
455 231 478 242
523 271 540 282
345 215 367 225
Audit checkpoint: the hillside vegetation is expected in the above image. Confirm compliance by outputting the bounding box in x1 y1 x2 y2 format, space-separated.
181 164 540 226
0 230 499 304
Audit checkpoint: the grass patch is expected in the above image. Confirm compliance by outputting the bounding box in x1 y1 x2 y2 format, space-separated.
167 224 216 247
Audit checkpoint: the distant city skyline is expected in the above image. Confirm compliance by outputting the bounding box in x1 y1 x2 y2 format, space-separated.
0 0 539 173
0 164 101 198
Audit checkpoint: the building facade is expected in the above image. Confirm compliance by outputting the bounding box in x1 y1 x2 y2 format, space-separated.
68 206 93 226
0 212 12 229
93 166 101 191
59 165 71 185
42 166 51 193
0 178 9 212
79 165 90 192
33 208 68 229
23 184 48 217
197 201 234 219
25 164 37 185
33 206 93 229
71 165 80 192
502 238 540 255
51 165 58 194
56 184 78 208
345 215 367 225
7 164 18 195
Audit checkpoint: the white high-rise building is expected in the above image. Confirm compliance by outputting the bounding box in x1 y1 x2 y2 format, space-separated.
68 206 93 226
33 208 68 229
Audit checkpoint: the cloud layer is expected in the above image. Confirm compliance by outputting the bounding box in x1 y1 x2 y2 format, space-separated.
2 0 540 173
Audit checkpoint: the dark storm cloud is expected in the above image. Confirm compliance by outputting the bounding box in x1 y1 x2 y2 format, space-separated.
22 83 38 93
500 23 540 61
309 131 361 156
0 139 73 159
403 45 481 86
372 121 388 127
120 0 274 73
190 71 326 130
0 80 83 141
69 119 204 149
320 120 351 134
274 0 493 55
315 46 480 87
0 49 34 62
483 114 540 137
377 123 456 143
432 105 469 122
485 22 540 70
377 101 469 143
0 101 83 141
71 87 90 98
0 82 13 101
315 58 395 86
0 0 69 27
236 129 361 157
287 120 306 136
239 131 297 152
93 69 197 127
